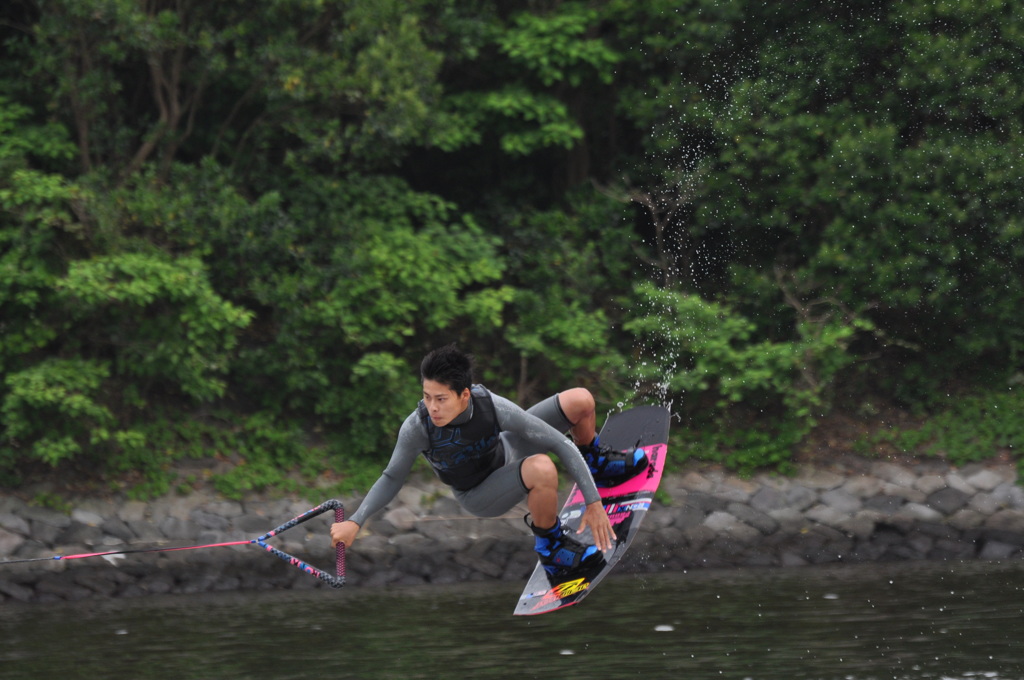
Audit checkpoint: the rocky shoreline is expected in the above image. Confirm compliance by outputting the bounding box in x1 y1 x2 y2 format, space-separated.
2 456 1024 603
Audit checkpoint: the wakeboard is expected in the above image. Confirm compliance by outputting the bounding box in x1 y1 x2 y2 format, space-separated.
513 404 671 616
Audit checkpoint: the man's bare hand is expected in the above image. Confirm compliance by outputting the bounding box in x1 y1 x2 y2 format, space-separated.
577 501 616 551
330 520 361 548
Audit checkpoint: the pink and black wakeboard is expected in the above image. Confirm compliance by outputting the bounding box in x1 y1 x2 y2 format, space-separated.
513 404 670 615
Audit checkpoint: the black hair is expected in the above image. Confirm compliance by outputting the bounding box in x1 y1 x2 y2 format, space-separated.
420 344 474 394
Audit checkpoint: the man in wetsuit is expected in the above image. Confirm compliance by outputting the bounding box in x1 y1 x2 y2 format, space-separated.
329 344 649 575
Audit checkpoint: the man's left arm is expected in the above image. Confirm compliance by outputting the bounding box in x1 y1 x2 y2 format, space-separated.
494 397 615 550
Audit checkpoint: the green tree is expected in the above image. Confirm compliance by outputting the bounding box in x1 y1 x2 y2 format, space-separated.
4 0 1024 489
692 1 1024 402
591 1 1024 468
1 0 517 485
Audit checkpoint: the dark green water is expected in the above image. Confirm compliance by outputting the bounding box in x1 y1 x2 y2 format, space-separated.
2 560 1023 679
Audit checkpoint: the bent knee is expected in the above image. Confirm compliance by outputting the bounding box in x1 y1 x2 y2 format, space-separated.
558 387 596 423
521 453 557 488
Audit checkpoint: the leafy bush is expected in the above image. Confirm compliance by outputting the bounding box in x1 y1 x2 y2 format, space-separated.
3 0 1024 497
626 282 870 473
55 252 253 402
1 358 116 467
859 389 1024 473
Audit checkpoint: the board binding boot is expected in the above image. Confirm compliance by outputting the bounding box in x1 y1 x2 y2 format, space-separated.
578 436 649 487
526 515 604 577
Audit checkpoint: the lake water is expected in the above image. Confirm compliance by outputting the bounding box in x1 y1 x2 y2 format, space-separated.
2 560 1023 679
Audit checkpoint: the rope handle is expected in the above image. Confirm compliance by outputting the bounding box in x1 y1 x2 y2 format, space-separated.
335 505 346 584
254 499 346 588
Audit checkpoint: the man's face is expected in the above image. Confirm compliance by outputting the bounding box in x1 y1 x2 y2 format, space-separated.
422 379 471 427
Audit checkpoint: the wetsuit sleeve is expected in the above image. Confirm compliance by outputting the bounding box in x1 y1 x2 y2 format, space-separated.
491 394 602 506
348 411 427 527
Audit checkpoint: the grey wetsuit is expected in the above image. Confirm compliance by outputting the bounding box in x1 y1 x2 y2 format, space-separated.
348 388 601 527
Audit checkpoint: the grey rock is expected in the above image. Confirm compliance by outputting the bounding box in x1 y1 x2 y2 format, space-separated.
929 538 975 560
966 468 1010 492
992 483 1024 509
681 524 717 550
0 496 27 514
838 512 879 540
727 503 779 535
948 508 986 531
190 509 231 532
915 475 948 495
985 509 1024 533
926 487 970 515
99 517 135 543
667 503 708 532
417 519 468 548
906 531 934 556
703 512 761 542
138 572 176 595
203 501 245 518
396 485 432 513
29 520 62 544
0 579 34 602
70 509 104 526
683 491 729 514
20 505 72 528
843 476 883 498
35 575 92 601
780 551 809 567
900 503 944 523
159 516 194 540
968 492 1002 515
117 500 148 523
879 482 926 503
795 468 844 490
235 514 272 534
864 495 904 514
0 527 25 555
0 513 30 536
367 517 399 538
821 489 862 514
979 540 1018 560
383 507 419 532
677 471 716 493
55 522 103 546
768 508 808 533
453 551 504 578
715 477 759 503
805 504 848 529
945 472 976 494
871 462 916 487
915 522 958 541
646 506 676 530
750 486 789 513
125 520 165 543
786 486 819 511
389 532 431 551
72 570 123 597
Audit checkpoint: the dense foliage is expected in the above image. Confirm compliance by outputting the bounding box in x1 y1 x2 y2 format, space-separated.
2 0 1023 497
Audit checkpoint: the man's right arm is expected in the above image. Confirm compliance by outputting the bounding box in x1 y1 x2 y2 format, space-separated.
332 412 425 547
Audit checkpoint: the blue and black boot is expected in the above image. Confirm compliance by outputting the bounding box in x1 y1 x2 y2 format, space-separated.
526 516 603 576
578 436 649 487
